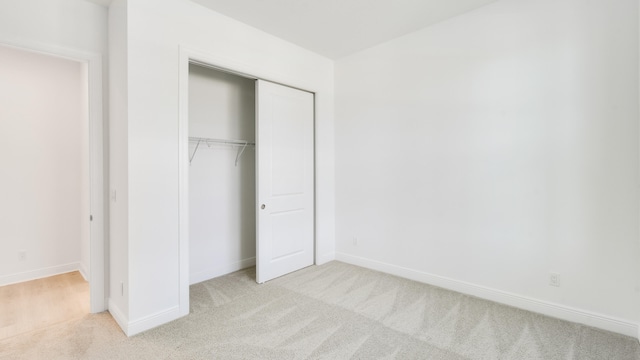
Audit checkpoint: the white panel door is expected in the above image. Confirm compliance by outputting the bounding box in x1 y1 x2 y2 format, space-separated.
256 79 314 283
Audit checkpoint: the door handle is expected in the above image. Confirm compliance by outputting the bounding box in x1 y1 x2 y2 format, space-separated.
261 204 266 210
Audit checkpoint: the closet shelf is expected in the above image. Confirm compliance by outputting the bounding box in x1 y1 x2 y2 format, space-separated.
189 137 255 166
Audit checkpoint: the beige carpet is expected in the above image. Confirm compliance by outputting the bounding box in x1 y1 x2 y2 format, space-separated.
1 261 639 359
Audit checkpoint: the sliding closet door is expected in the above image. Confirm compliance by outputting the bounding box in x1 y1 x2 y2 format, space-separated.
256 80 314 283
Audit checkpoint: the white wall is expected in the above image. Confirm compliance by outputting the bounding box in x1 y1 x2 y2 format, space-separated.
335 0 639 335
188 65 256 284
108 0 129 322
80 62 91 280
0 0 107 55
0 45 87 285
109 0 334 335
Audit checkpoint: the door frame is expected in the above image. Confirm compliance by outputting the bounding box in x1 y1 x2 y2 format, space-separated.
0 40 106 312
178 47 318 316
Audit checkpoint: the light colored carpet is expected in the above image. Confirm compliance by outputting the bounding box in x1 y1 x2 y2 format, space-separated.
0 271 89 340
1 261 639 359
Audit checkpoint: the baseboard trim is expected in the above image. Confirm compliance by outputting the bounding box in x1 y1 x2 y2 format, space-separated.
108 298 129 335
316 252 335 265
335 252 638 338
108 299 184 337
127 306 182 336
189 257 256 285
0 262 80 286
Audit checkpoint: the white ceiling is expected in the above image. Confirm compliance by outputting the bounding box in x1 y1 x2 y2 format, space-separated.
83 0 500 59
190 0 499 59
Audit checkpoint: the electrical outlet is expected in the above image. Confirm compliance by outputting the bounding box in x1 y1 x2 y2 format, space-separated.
549 273 560 287
18 251 26 262
353 237 358 246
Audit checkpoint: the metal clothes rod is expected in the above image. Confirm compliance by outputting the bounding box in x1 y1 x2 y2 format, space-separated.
188 137 255 166
189 137 255 146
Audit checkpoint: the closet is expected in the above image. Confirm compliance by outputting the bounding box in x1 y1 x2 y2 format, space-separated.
188 64 256 285
187 62 315 285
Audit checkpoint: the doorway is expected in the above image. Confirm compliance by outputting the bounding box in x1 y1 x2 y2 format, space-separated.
0 42 105 326
178 51 316 315
187 64 257 285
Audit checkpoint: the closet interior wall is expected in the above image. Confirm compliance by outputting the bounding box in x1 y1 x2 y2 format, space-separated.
188 64 256 285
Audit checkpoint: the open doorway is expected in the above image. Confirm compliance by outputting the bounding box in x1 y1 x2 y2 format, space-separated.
0 43 105 338
178 52 316 316
185 63 316 287
187 64 257 285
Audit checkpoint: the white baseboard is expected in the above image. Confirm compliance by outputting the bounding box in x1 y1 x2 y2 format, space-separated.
108 298 129 335
316 251 335 265
0 262 80 286
190 257 256 285
127 305 183 336
109 299 183 336
335 252 638 338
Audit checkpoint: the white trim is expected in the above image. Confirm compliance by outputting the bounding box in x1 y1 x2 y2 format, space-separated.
335 252 639 338
127 306 182 336
0 263 80 287
108 298 128 335
181 47 318 95
109 303 183 338
178 46 322 321
0 38 106 314
190 257 256 285
86 49 106 315
637 0 640 345
178 48 191 320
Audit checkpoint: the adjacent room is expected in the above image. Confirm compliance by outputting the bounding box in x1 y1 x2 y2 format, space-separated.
0 44 91 339
0 0 639 358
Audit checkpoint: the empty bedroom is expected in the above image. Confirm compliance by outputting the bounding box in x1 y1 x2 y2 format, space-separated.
0 0 639 359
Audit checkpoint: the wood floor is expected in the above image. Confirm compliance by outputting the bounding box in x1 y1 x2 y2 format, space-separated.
0 271 89 340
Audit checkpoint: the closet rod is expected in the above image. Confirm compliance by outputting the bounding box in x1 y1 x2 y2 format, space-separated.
188 137 255 165
189 137 255 146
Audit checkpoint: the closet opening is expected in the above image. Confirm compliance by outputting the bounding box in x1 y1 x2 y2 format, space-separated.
187 64 257 285
180 52 316 314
